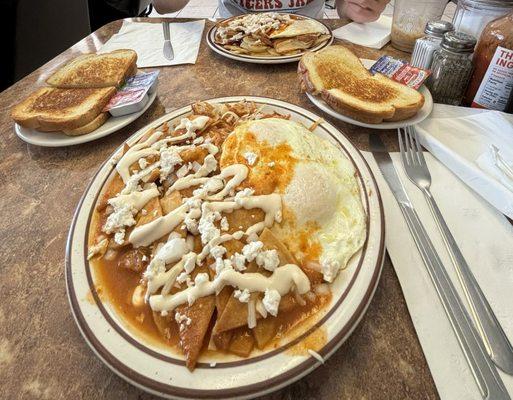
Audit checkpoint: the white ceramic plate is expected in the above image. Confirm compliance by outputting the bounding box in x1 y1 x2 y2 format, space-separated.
14 90 157 147
305 59 434 129
66 96 385 400
206 15 334 64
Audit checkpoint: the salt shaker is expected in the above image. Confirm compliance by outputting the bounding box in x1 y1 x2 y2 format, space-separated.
427 31 477 105
411 20 454 69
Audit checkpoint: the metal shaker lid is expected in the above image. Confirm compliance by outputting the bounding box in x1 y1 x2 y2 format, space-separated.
464 0 513 6
441 31 477 52
425 20 454 37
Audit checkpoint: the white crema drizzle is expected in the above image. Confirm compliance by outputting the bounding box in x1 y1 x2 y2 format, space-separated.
129 164 249 247
115 115 210 184
149 264 310 313
102 116 212 240
128 164 282 248
103 111 312 318
136 164 294 315
116 130 163 183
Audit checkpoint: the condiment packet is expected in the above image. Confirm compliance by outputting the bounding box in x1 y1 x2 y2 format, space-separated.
370 55 430 90
104 71 160 116
124 71 160 94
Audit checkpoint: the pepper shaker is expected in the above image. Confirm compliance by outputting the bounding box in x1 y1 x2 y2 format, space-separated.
427 31 477 105
411 20 454 69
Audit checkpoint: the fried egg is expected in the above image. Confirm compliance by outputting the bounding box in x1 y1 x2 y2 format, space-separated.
220 118 366 282
269 19 328 39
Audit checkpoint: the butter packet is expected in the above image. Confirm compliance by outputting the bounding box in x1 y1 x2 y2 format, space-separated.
104 71 159 116
370 55 430 90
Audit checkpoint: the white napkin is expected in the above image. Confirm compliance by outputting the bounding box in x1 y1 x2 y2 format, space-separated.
100 20 205 67
332 15 391 49
415 104 513 219
362 151 513 399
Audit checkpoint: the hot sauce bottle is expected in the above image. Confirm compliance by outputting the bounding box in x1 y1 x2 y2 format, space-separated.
464 11 513 113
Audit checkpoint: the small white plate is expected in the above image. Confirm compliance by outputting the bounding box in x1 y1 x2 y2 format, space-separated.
305 59 434 129
66 96 385 400
14 90 157 147
206 14 334 65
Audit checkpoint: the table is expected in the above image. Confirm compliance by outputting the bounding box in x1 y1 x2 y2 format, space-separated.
0 18 439 399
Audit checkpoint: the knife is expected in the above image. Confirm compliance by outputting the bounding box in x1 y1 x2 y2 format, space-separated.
369 134 510 400
162 21 174 61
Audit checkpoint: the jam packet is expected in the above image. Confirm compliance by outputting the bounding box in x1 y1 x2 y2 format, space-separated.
104 71 160 116
370 55 430 90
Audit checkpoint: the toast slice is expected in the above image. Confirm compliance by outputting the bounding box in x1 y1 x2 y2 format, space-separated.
46 49 137 88
11 87 115 132
63 112 109 136
298 45 424 124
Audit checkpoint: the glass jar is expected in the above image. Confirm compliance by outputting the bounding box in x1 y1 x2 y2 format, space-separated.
452 0 513 40
427 31 477 105
391 0 447 53
464 11 513 111
411 20 454 69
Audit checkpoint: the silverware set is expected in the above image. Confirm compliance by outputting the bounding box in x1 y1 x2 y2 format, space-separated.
371 128 513 400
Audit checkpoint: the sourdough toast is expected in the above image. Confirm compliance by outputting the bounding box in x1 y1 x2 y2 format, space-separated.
11 87 115 132
298 45 424 124
46 49 137 88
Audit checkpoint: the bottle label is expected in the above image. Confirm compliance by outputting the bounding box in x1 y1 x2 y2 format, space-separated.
472 46 513 111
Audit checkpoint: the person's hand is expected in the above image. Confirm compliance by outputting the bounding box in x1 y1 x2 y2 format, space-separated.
338 0 389 23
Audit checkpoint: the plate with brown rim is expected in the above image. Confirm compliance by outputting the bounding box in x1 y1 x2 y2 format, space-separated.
304 59 434 129
65 96 385 399
206 14 334 64
14 90 157 147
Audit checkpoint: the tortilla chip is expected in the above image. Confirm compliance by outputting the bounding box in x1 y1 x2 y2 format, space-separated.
260 228 297 264
212 287 234 350
177 296 216 371
161 190 182 215
136 197 163 227
253 317 278 349
228 327 255 357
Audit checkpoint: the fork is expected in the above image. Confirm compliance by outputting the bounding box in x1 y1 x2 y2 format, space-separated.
399 126 513 374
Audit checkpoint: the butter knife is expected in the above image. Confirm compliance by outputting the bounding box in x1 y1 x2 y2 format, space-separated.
162 21 174 61
370 134 510 400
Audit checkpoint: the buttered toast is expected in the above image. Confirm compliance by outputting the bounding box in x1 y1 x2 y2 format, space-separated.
11 87 116 132
46 49 137 89
298 45 424 124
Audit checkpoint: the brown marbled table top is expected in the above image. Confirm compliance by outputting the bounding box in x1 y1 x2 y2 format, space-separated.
0 18 438 399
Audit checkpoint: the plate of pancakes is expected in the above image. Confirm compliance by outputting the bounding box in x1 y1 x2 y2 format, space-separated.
207 13 333 64
66 96 385 399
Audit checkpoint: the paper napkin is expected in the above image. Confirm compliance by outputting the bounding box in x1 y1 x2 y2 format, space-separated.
415 104 513 219
362 151 513 399
332 15 392 49
100 20 205 68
